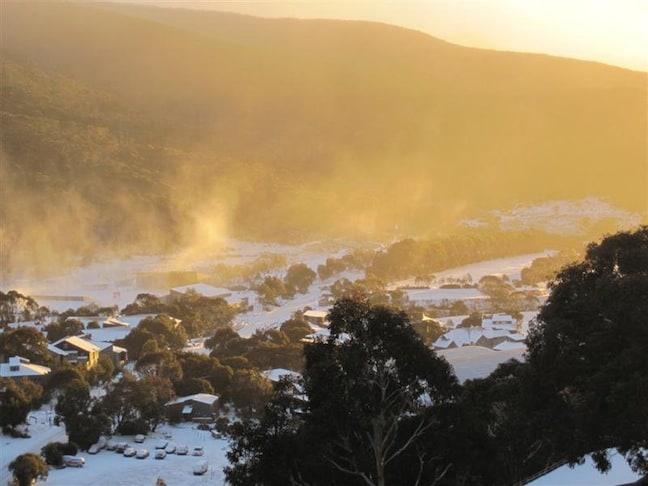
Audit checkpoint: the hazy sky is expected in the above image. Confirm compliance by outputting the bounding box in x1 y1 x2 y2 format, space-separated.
111 0 647 71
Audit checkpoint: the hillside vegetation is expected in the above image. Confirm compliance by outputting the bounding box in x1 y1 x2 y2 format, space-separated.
1 2 645 276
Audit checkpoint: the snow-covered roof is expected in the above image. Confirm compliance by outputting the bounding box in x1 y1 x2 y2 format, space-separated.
47 344 70 356
6 321 42 330
261 368 302 382
405 288 487 302
86 340 126 353
493 341 526 351
165 393 218 406
52 335 101 353
87 340 113 351
437 346 525 382
82 327 131 344
434 339 457 350
103 317 130 327
433 328 525 348
0 356 51 377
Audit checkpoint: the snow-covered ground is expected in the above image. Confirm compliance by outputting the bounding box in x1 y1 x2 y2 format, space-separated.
0 410 65 485
528 449 643 485
438 346 524 382
462 197 642 235
34 424 228 486
6 242 616 485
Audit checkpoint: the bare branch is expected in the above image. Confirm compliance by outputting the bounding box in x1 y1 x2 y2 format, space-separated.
327 455 376 486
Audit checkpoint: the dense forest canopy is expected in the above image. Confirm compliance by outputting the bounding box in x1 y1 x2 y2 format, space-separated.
1 2 645 277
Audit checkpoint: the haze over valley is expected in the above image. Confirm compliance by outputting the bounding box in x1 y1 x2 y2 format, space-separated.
1 3 647 485
1 1 645 279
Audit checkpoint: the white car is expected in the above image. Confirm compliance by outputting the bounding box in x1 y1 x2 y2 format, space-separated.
136 449 149 459
115 442 129 453
164 443 176 454
134 434 145 443
63 456 85 467
155 440 168 449
123 447 137 457
176 444 189 455
88 444 100 455
192 446 204 456
155 450 166 460
193 460 208 476
106 440 116 451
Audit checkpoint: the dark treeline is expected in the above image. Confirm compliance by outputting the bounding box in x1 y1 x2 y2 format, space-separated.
519 249 582 285
368 230 583 281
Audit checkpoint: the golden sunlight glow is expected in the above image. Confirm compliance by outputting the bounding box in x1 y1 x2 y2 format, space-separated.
120 0 648 71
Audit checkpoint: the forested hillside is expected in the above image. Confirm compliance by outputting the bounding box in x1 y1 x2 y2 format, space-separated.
1 2 645 276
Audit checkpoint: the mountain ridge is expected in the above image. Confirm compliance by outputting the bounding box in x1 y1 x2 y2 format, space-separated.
1 1 645 275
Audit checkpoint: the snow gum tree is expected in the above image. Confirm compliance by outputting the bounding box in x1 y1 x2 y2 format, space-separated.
226 295 459 486
526 226 648 473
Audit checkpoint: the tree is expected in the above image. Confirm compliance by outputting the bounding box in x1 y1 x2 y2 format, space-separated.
411 319 444 345
229 369 273 416
174 377 214 397
89 353 116 384
44 366 86 396
226 296 459 485
136 349 182 382
45 318 84 342
118 315 187 360
41 441 78 467
256 276 289 306
526 227 648 474
166 291 236 337
134 376 175 431
121 293 165 315
0 378 43 430
458 312 482 328
280 318 312 343
0 327 50 364
478 275 513 307
175 352 233 394
9 453 48 486
0 290 39 325
307 297 458 486
284 263 317 294
101 372 174 432
55 379 91 420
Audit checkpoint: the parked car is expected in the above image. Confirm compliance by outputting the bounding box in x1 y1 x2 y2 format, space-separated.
211 430 222 439
134 434 145 443
88 444 100 455
97 436 108 449
163 432 172 439
63 456 85 467
106 440 116 451
123 447 137 457
164 443 176 454
192 446 204 456
115 442 129 453
155 440 168 449
155 450 166 460
176 444 189 455
193 460 208 476
136 449 149 459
